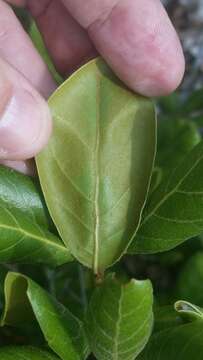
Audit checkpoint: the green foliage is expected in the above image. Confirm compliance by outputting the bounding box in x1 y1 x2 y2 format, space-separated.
13 7 31 31
86 274 153 360
1 15 203 355
176 251 203 305
0 346 59 359
138 321 203 359
175 300 203 322
129 140 203 254
0 165 50 229
139 299 203 359
156 118 201 173
29 21 64 85
1 272 89 360
0 166 72 266
153 305 183 333
182 88 203 115
36 58 156 273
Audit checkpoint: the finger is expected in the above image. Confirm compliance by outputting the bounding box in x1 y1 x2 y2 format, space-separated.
62 0 185 96
0 57 52 161
6 0 97 77
0 160 36 176
0 1 54 172
0 0 55 98
6 0 26 5
27 0 97 76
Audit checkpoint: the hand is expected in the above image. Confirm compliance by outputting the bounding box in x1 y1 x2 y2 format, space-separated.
0 0 185 174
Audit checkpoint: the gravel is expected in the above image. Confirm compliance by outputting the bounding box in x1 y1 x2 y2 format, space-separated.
162 0 203 92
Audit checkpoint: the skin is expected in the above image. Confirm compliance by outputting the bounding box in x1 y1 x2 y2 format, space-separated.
0 0 185 174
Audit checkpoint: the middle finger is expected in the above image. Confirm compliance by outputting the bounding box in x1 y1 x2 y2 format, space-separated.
27 0 97 76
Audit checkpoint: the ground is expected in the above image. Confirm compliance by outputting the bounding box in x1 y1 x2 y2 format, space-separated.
164 0 203 92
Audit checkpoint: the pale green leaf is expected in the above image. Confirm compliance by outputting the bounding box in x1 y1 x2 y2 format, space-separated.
175 300 203 322
37 57 156 273
86 274 153 360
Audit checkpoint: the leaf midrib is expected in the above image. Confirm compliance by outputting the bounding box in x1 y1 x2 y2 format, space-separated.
113 287 123 360
93 75 101 274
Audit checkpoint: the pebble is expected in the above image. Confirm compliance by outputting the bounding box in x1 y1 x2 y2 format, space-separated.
162 0 203 92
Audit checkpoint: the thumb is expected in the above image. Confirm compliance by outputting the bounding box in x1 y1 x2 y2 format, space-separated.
0 57 52 161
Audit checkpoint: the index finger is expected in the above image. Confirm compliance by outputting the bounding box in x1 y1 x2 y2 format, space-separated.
62 0 185 96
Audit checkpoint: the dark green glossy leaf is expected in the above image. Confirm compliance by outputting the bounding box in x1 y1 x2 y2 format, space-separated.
48 262 94 320
149 167 163 195
156 119 201 172
129 140 203 254
176 252 203 306
37 58 156 273
154 305 183 333
86 274 153 360
0 205 71 266
0 165 50 229
182 88 203 115
13 7 31 31
0 166 72 266
0 347 59 360
138 321 203 359
1 272 89 360
192 114 203 128
158 93 182 114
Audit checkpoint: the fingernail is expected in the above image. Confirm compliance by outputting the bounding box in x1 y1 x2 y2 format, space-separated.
0 87 52 160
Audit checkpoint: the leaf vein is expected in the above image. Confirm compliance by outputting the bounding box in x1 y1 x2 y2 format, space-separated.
141 152 203 227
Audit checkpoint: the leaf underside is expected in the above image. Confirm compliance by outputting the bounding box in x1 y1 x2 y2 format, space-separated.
37 57 156 273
